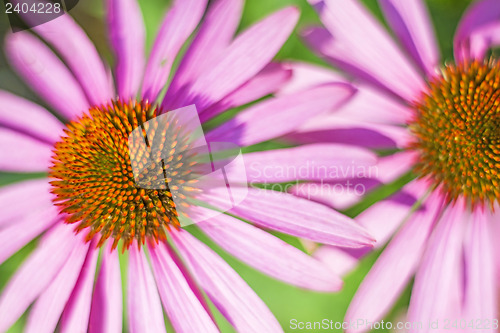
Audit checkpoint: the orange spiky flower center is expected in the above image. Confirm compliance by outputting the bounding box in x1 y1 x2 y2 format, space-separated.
49 100 199 250
409 59 500 209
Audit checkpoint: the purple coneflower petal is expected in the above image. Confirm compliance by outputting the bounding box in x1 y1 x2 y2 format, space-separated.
277 62 346 95
0 128 53 172
166 0 244 100
206 83 355 146
454 0 500 62
234 143 376 183
141 0 207 102
199 62 292 122
313 246 359 277
149 243 219 333
345 191 444 333
379 0 440 75
29 15 114 105
177 7 299 110
0 179 52 227
4 32 89 120
463 209 497 325
60 247 99 333
0 91 64 144
0 224 78 332
107 0 145 100
24 238 90 333
203 187 374 248
127 245 166 333
406 204 466 332
171 229 284 333
0 205 58 265
194 207 344 291
305 0 425 102
89 246 122 333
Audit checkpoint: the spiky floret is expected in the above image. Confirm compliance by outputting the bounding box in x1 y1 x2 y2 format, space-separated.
49 101 199 250
409 59 500 209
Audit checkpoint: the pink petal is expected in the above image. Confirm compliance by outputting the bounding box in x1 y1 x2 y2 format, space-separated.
305 0 426 102
141 0 207 101
0 91 64 144
4 32 89 120
332 83 414 125
0 204 58 265
206 83 355 146
407 203 467 332
0 223 77 332
127 245 166 333
379 0 440 75
345 191 444 333
166 0 244 101
199 62 292 122
313 246 359 277
201 186 374 248
149 242 219 333
277 61 347 95
234 143 376 183
107 0 145 99
0 178 53 227
463 210 497 325
25 237 90 333
172 7 299 110
171 229 283 332
89 244 122 333
194 206 343 291
30 14 114 105
454 0 500 62
0 128 52 172
60 245 99 333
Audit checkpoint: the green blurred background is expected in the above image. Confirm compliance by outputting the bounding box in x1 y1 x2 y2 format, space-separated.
0 0 475 332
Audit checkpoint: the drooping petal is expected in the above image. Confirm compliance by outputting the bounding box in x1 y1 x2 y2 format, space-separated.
0 204 58 265
166 0 244 100
201 186 374 248
89 245 122 333
25 11 114 105
345 191 444 333
236 143 376 183
454 0 500 62
313 246 359 277
24 237 90 333
149 243 219 333
305 0 426 102
0 223 77 332
107 0 146 99
199 62 293 122
194 206 343 291
379 0 440 75
0 178 53 227
0 91 64 144
462 209 497 326
60 246 99 333
206 83 355 146
141 0 207 101
171 229 283 333
0 128 53 172
171 7 299 111
127 245 166 333
4 32 89 120
406 203 467 332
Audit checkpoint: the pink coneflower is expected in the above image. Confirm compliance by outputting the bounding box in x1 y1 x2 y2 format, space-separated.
0 0 376 332
296 0 500 331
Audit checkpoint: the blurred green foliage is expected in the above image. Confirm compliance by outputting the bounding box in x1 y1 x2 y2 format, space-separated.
0 0 474 332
